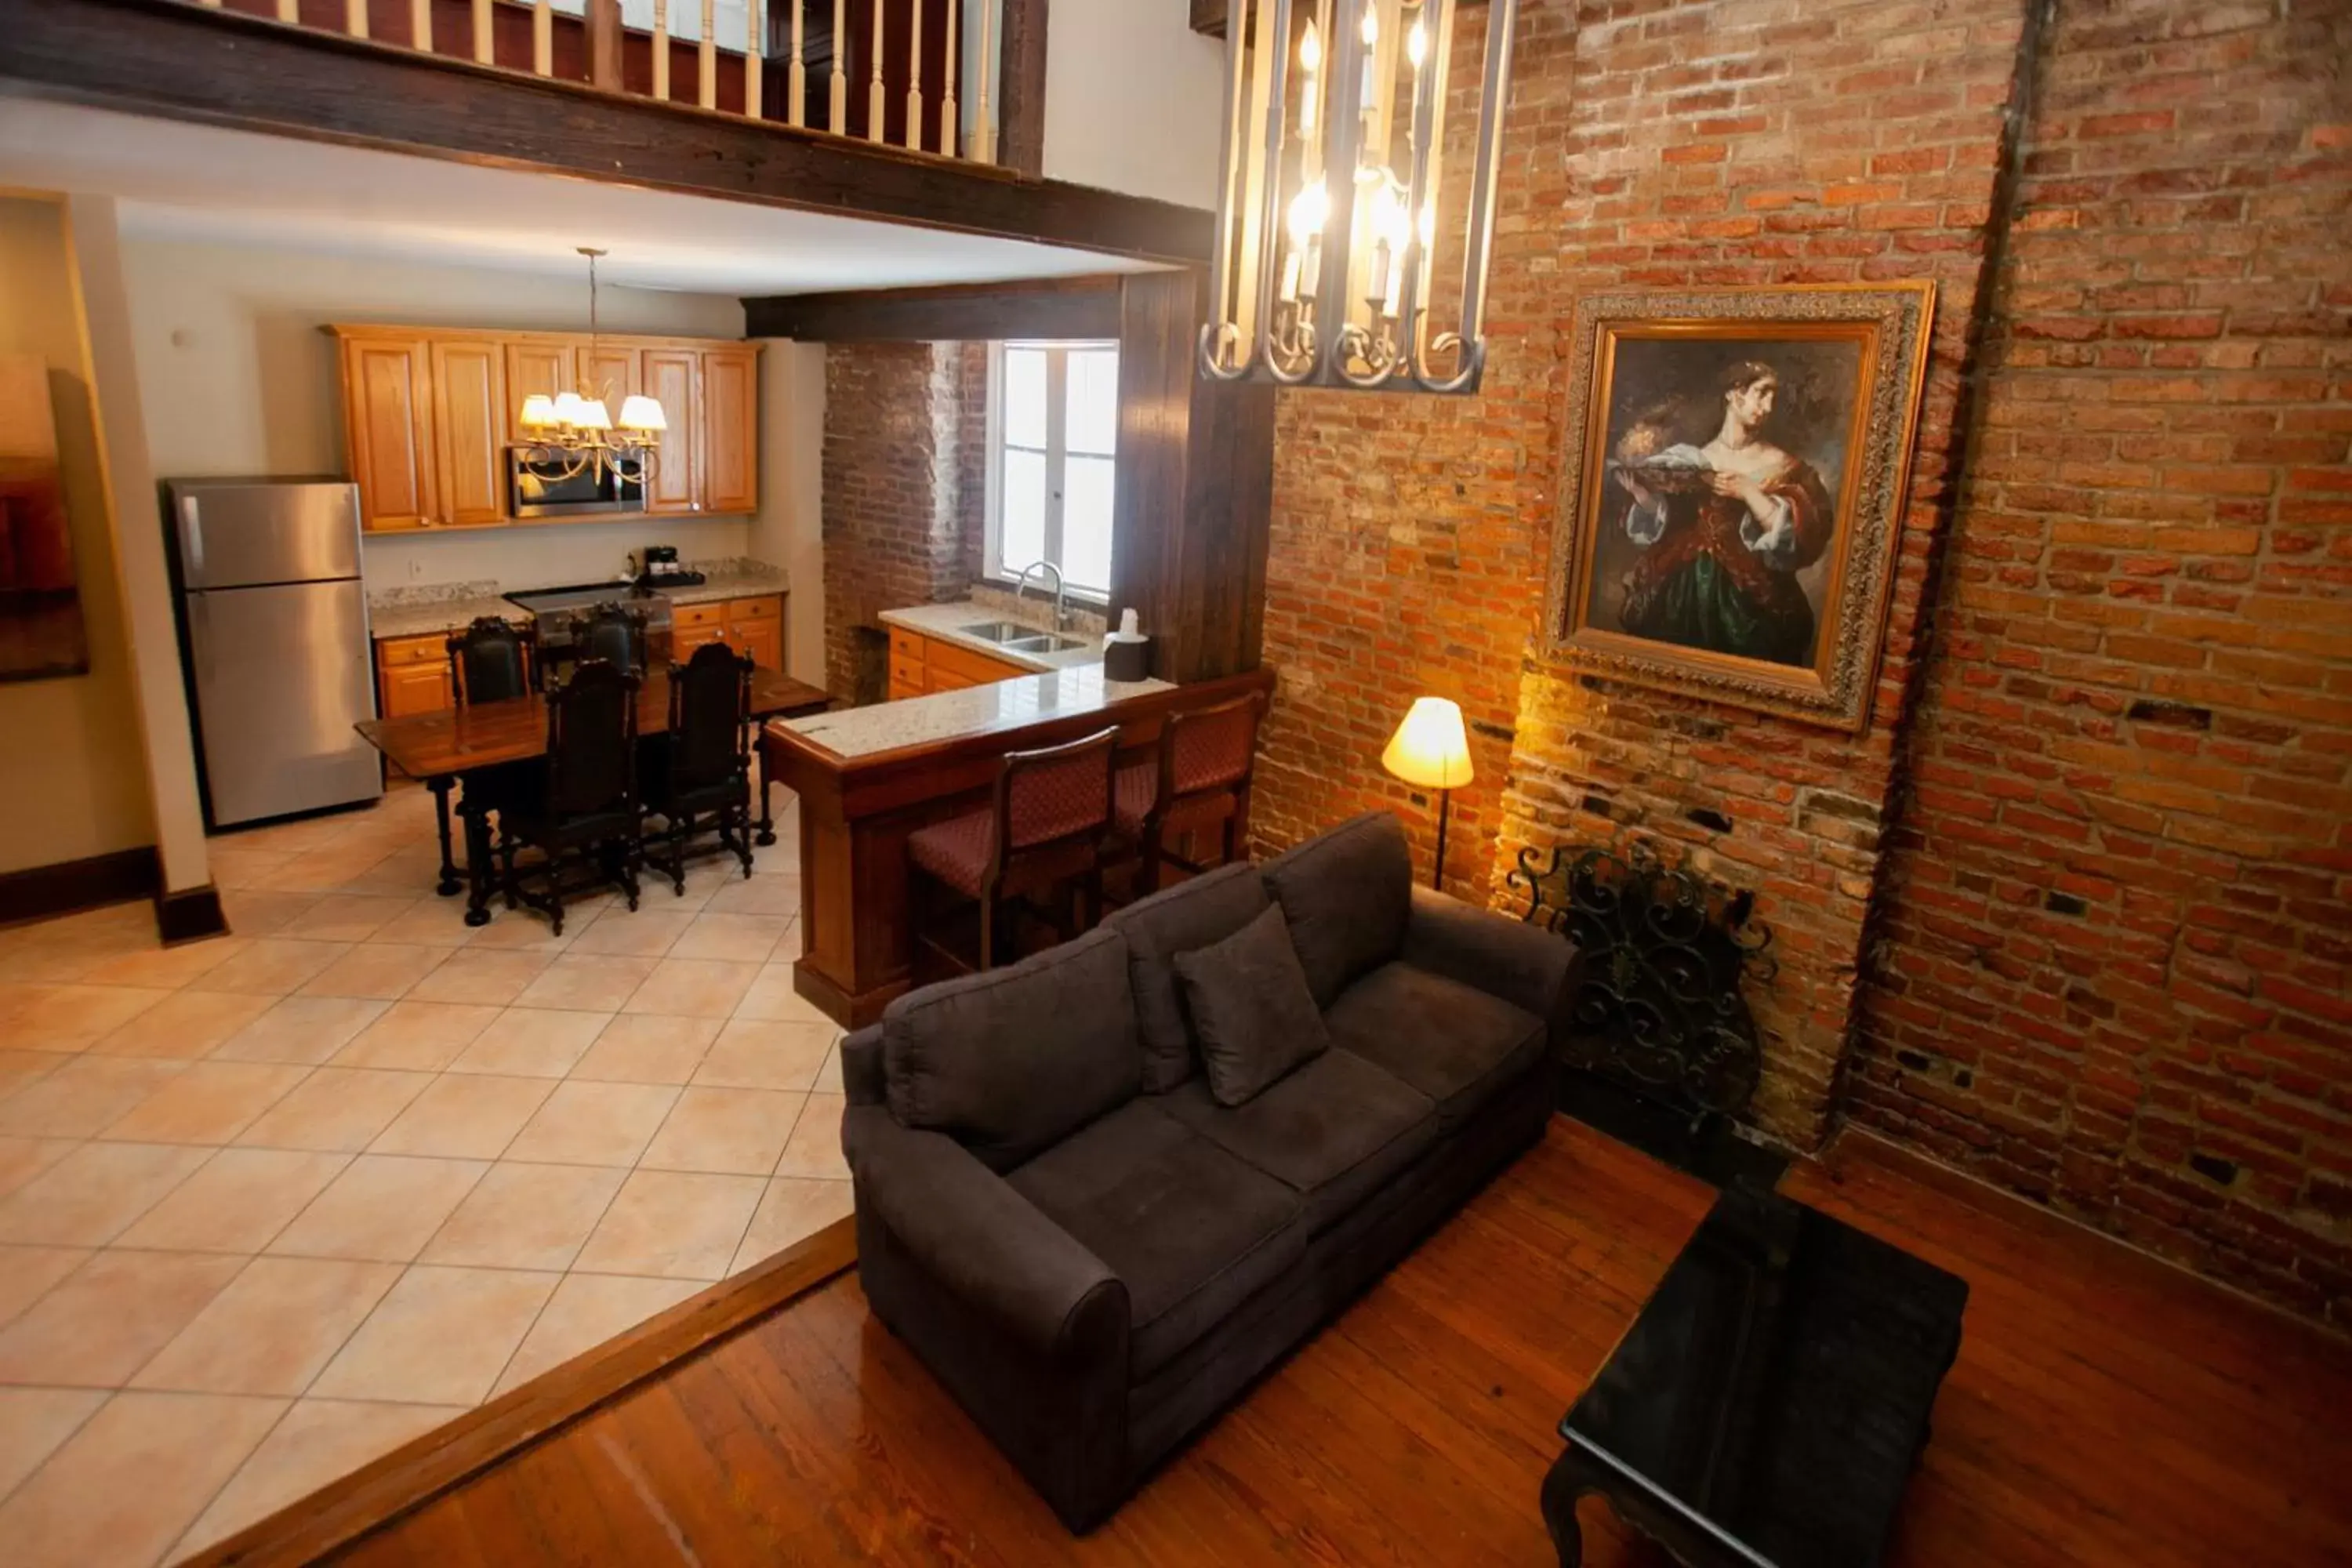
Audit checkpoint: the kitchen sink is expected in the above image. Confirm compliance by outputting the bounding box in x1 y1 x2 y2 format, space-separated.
957 620 1036 643
1001 633 1087 654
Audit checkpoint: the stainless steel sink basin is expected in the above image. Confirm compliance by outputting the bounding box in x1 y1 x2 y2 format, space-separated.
956 620 1035 644
1001 633 1087 654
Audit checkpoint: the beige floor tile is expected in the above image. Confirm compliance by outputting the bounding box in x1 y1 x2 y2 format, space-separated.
290 894 423 943
175 1397 465 1559
406 949 554 1006
212 995 394 1065
463 903 587 952
501 1081 677 1167
670 913 791 964
0 1390 285 1568
570 1014 720 1085
367 1073 553 1159
702 875 801 916
492 1272 702 1396
0 1055 187 1138
100 1061 311 1145
731 1177 856 1276
371 897 484 948
0 983 172 1052
115 1147 351 1254
0 1244 87 1330
775 1093 851 1181
573 1168 764 1279
83 988 277 1060
0 1140 210 1244
419 1161 626 1271
814 1039 844 1095
447 1007 611 1078
296 942 452 1001
189 938 355 996
255 844 395 894
236 1067 435 1152
78 935 252 990
267 1153 488 1262
0 1248 246 1385
216 890 325 938
310 1265 559 1405
510 953 659 1013
692 1018 835 1091
0 1386 106 1500
331 1000 502 1070
0 1049 64 1100
0 946 112 985
566 907 695 957
0 1135 77 1201
209 846 297 889
731 962 839 1025
623 957 760 1018
130 1256 402 1396
772 919 805 963
642 1087 804 1176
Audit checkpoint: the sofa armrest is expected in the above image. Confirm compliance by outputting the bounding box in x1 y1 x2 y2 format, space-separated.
1403 884 1580 1027
843 1104 1127 1360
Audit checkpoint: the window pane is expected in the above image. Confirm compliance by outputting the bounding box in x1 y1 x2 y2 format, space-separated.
1004 348 1048 450
1065 349 1119 456
1000 448 1048 573
1062 455 1114 593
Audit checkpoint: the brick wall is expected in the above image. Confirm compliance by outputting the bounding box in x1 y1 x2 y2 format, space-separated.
1850 0 2352 1327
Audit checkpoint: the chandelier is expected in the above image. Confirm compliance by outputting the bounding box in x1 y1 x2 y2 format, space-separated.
515 247 668 482
1197 0 1517 393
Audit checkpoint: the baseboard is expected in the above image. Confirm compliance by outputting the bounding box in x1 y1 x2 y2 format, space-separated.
184 1214 859 1568
0 845 157 929
155 883 228 946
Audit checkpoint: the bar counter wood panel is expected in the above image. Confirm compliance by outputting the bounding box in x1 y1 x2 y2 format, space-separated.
764 666 1276 1027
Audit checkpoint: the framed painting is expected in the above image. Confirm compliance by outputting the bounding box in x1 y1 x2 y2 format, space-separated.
1543 283 1935 733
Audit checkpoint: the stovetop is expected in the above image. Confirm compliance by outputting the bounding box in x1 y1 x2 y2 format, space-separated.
505 583 671 619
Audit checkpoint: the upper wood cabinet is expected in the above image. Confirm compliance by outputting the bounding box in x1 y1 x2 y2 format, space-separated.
330 325 760 533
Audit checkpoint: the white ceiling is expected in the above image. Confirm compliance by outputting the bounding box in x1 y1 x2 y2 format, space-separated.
0 101 1160 296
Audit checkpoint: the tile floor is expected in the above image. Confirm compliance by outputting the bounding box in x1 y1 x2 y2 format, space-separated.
0 782 852 1566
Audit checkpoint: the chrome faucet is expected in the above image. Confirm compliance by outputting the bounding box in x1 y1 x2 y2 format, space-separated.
1012 559 1068 633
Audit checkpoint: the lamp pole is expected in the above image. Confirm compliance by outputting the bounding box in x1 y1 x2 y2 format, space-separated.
1432 786 1450 891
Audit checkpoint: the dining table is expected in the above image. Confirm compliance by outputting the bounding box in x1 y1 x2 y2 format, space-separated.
354 667 832 926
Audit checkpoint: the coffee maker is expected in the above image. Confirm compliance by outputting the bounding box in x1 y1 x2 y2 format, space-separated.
633 544 704 589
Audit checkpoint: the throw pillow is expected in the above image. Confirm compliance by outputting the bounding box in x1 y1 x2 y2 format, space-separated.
1173 903 1330 1107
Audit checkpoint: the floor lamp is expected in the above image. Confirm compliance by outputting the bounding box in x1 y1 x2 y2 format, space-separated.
1381 697 1475 890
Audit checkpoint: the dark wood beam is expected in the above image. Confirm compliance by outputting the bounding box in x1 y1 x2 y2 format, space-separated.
1109 270 1275 684
996 0 1050 176
742 275 1130 341
0 0 1214 267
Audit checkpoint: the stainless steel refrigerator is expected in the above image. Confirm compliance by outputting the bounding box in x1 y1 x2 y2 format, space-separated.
166 478 383 829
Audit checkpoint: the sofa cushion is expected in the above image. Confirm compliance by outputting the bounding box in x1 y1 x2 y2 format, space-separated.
1006 1098 1306 1377
1160 1049 1436 1232
882 927 1142 1172
1174 904 1330 1107
1102 862 1269 1093
1323 960 1548 1134
1261 811 1414 1007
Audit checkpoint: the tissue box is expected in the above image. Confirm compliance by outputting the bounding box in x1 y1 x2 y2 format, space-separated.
1104 636 1152 682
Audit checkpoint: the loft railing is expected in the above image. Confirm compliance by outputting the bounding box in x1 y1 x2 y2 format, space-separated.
182 0 1001 162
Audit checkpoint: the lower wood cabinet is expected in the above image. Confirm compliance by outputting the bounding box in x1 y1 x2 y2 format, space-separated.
672 594 786 670
886 625 1029 700
376 633 454 718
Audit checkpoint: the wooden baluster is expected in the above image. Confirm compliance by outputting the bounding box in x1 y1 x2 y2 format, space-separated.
973 0 994 163
700 0 717 109
410 0 431 50
588 0 623 89
276 0 297 21
472 0 492 63
746 0 765 118
533 0 553 74
654 0 671 99
345 0 368 38
939 0 958 156
789 0 807 128
904 0 924 151
829 0 847 133
195 0 220 9
867 0 884 142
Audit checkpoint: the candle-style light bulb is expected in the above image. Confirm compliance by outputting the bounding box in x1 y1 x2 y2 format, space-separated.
1299 18 1321 71
1298 19 1321 136
1360 2 1377 45
1406 18 1426 67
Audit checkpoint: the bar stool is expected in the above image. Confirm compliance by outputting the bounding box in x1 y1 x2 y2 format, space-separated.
908 725 1120 972
1115 690 1265 895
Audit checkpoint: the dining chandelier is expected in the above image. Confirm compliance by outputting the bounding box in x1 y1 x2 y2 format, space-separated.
1198 0 1517 393
515 247 668 482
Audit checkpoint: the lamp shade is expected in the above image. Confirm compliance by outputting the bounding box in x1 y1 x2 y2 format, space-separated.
518 394 557 431
575 397 613 432
551 390 587 426
1381 697 1473 791
617 394 669 434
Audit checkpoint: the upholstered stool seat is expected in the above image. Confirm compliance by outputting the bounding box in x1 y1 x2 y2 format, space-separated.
907 808 994 899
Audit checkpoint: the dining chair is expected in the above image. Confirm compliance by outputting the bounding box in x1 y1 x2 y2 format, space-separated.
908 725 1120 972
439 616 539 878
568 601 651 676
497 658 644 935
644 641 756 895
1112 690 1266 896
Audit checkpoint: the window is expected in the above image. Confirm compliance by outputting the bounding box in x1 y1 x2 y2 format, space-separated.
986 341 1119 599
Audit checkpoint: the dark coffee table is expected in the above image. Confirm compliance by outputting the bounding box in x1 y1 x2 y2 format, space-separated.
1541 1184 1967 1567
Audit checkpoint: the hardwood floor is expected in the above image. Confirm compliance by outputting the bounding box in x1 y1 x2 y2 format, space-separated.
336 1119 2352 1566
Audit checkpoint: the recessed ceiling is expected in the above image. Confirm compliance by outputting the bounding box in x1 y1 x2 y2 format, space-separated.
0 100 1162 296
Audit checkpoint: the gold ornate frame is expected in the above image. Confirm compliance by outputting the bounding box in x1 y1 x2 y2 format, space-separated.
1541 282 1936 733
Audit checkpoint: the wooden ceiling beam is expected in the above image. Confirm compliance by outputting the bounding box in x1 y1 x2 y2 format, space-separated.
742 275 1132 341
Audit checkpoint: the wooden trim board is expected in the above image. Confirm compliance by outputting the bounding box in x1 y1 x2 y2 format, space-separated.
742 275 1128 342
184 1217 859 1568
0 846 157 930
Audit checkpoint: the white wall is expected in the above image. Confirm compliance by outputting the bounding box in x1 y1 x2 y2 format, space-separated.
1041 0 1225 209
753 340 826 685
114 237 764 591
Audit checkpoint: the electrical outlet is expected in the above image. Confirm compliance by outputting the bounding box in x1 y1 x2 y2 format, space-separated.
408 558 423 580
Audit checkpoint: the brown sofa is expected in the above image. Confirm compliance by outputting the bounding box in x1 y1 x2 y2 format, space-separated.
838 811 1582 1531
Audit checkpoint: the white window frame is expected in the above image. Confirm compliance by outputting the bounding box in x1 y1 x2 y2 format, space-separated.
984 339 1118 602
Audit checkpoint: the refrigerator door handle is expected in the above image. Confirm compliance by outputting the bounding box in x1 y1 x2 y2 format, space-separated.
180 495 205 579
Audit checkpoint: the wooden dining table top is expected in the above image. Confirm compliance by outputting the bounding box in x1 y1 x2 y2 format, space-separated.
355 668 833 780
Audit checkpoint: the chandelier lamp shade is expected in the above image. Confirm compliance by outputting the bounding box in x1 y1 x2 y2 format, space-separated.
514 248 668 484
1198 0 1517 393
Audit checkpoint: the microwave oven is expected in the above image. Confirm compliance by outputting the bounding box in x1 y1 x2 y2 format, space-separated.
506 448 648 519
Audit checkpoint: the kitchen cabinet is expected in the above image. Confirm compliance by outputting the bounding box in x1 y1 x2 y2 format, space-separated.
673 593 786 670
339 337 437 532
376 633 455 717
701 347 760 516
429 339 508 528
886 624 1027 700
640 349 702 514
503 342 575 445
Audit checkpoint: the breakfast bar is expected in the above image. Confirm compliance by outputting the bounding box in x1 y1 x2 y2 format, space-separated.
763 662 1276 1027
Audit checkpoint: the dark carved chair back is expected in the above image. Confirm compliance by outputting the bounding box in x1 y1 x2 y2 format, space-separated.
569 602 649 677
542 659 640 822
447 616 534 705
1000 726 1118 858
667 641 753 795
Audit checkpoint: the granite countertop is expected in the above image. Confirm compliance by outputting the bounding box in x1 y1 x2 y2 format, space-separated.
366 561 789 641
779 664 1172 761
880 600 1105 673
